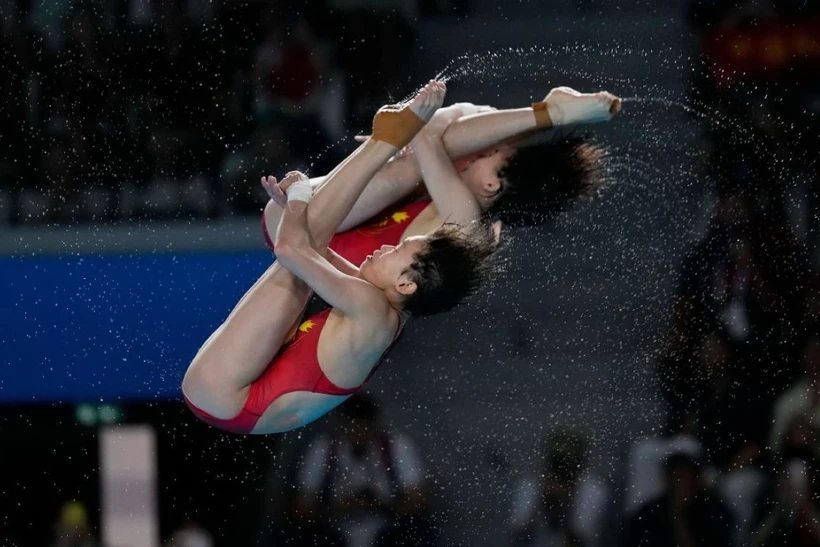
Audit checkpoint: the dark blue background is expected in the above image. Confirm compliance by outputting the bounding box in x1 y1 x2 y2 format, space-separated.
2 251 272 403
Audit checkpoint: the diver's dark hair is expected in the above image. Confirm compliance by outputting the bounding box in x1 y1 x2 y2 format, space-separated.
490 135 608 227
401 223 497 317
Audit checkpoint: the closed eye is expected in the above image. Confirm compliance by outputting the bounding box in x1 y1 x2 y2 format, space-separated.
492 173 508 197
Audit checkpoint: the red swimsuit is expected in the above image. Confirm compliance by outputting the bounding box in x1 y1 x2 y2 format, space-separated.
185 309 404 434
262 199 432 264
187 200 429 433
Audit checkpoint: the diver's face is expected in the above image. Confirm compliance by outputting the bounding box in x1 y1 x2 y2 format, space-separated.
359 236 428 294
458 146 517 210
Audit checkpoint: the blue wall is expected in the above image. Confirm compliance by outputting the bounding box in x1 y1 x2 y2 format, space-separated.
2 251 272 403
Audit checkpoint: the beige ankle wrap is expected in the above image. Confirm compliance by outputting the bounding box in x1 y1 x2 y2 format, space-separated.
531 101 553 129
372 105 426 148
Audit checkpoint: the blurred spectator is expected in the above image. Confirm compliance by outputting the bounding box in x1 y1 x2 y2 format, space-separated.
810 168 820 263
324 0 417 128
509 426 611 547
220 124 296 214
250 10 343 171
140 1 211 181
165 520 214 547
657 199 752 437
716 441 769 546
52 500 98 547
25 0 75 53
687 0 820 259
751 458 820 546
39 4 124 221
694 329 770 468
623 418 705 516
676 191 758 343
418 0 469 17
650 321 769 543
657 295 703 432
803 271 820 333
0 13 44 223
288 394 438 547
622 453 734 547
754 365 820 547
182 0 219 26
659 187 810 463
769 335 820 453
0 0 423 224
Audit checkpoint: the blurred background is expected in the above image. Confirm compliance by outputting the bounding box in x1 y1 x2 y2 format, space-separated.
1 0 819 545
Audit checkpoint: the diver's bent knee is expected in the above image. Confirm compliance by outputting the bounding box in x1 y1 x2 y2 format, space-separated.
181 363 244 419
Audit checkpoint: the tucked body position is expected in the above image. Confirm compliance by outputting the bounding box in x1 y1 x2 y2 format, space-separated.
261 86 622 266
182 81 497 434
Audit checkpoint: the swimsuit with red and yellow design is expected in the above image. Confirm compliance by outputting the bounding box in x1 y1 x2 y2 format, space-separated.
261 199 432 265
185 201 425 433
184 309 404 434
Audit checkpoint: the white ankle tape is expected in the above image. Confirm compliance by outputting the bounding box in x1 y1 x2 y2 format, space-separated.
549 97 611 126
286 180 313 203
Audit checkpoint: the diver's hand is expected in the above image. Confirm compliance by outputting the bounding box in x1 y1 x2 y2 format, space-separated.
261 171 312 207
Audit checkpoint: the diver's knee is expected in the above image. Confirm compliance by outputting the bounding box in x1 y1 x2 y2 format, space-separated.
181 361 243 418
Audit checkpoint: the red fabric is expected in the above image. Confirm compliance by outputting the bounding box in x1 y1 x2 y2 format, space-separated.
185 308 403 434
262 199 432 265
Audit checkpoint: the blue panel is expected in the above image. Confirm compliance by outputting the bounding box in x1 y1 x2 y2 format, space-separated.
1 251 273 403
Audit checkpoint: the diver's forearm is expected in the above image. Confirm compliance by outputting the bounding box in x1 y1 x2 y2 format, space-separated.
337 107 539 219
286 107 538 233
303 108 539 229
441 108 538 157
275 199 312 251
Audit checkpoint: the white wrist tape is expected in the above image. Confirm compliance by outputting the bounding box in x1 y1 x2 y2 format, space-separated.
286 180 313 203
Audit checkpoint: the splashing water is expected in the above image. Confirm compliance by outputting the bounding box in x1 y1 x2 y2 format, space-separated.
306 43 759 159
302 40 782 245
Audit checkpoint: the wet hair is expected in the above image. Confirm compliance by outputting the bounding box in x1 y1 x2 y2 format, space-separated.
400 223 497 316
490 135 608 227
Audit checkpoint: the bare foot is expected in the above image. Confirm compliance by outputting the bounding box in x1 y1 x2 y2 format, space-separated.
542 87 621 126
408 80 447 122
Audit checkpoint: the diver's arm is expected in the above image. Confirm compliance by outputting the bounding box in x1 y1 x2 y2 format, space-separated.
441 88 621 156
274 189 388 319
328 104 540 231
411 125 481 227
266 91 619 237
440 107 540 157
342 90 622 223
